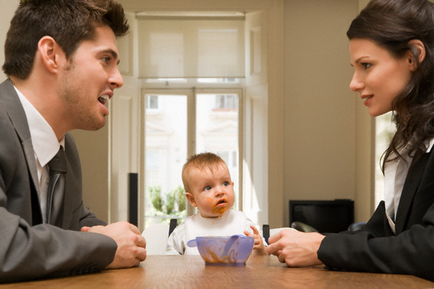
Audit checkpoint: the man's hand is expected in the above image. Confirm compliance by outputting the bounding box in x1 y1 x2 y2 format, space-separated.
266 228 324 267
81 222 147 269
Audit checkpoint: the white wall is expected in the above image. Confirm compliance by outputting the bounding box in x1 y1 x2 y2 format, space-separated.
283 0 373 225
0 1 19 81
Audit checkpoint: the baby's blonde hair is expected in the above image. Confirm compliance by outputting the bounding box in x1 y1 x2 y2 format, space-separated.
181 152 228 192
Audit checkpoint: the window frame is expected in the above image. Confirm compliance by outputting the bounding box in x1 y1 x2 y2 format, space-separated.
139 87 244 226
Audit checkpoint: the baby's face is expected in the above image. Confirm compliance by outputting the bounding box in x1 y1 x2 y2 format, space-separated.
185 163 235 218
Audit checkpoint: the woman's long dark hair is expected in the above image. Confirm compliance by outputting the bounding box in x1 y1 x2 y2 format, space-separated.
347 0 434 172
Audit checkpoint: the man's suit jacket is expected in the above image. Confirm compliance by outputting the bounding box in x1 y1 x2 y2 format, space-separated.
318 148 434 281
0 79 117 283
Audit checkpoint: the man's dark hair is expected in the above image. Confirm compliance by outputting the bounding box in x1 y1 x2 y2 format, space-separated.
3 0 129 79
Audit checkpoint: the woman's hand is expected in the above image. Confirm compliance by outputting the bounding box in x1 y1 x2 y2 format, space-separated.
266 228 324 266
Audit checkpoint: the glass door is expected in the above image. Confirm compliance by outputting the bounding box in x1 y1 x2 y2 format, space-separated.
196 92 240 209
141 88 242 228
142 91 190 228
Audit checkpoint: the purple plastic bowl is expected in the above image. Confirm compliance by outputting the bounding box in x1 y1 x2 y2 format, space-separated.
187 235 254 266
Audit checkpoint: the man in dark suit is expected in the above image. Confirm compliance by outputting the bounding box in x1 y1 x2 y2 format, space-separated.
0 0 146 283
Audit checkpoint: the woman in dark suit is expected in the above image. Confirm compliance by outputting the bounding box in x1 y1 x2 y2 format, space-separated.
267 0 434 281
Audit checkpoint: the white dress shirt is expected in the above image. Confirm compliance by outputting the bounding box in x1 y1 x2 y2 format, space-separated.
383 138 434 233
14 86 65 223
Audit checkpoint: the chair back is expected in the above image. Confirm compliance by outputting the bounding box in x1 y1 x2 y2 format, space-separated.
169 218 178 235
262 225 293 245
270 227 293 235
142 223 170 255
291 221 318 232
348 222 366 232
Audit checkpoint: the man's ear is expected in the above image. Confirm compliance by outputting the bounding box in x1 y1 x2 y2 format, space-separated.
407 39 426 71
37 36 63 74
185 192 197 207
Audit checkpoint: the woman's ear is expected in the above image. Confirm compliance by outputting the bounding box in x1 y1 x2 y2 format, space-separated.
37 36 62 74
407 39 426 71
185 192 197 207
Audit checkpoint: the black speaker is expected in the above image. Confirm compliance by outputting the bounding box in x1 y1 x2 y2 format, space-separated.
128 173 138 227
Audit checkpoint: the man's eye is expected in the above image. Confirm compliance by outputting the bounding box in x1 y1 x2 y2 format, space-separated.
102 56 111 63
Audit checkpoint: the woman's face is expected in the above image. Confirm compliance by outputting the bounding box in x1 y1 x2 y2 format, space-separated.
349 38 413 117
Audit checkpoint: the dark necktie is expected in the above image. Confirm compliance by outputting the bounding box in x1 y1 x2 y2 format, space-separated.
46 147 67 225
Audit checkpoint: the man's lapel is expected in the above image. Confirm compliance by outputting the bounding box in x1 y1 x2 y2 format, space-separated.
0 79 42 224
0 80 40 191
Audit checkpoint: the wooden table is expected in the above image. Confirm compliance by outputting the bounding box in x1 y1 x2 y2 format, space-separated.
1 255 433 288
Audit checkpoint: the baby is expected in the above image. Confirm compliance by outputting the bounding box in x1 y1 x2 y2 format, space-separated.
166 152 267 255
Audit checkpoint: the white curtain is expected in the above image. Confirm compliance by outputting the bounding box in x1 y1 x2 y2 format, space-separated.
137 16 245 78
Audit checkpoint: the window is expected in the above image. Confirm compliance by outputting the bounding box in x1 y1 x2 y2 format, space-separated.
215 94 238 110
375 112 395 206
110 10 272 231
198 78 239 84
196 93 240 203
143 93 188 227
142 89 241 228
146 95 159 110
